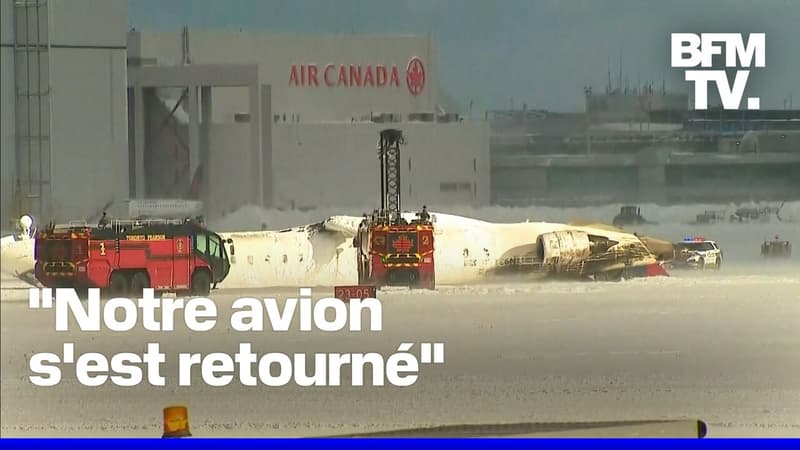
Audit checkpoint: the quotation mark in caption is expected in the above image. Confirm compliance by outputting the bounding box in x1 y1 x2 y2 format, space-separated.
419 342 445 364
29 288 54 309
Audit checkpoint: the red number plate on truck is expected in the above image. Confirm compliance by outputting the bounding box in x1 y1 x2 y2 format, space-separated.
334 285 377 303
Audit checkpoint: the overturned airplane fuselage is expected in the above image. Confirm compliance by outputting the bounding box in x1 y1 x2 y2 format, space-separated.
1 212 669 289
215 212 669 288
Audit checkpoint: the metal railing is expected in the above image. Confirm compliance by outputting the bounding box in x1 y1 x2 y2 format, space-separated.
52 217 193 232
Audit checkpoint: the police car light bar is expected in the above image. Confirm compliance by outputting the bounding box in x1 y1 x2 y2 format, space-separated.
684 236 705 242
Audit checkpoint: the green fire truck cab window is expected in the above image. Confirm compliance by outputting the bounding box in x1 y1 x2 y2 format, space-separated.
194 232 208 254
208 233 222 258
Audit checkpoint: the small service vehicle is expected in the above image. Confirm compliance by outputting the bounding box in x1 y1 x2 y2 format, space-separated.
672 236 722 270
761 237 792 259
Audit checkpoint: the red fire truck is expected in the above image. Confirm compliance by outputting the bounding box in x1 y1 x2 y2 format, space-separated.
349 129 436 290
354 220 435 289
34 218 232 295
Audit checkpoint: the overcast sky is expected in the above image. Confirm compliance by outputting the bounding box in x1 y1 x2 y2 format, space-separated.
128 0 800 113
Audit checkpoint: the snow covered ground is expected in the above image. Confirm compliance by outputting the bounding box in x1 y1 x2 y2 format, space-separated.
1 203 798 437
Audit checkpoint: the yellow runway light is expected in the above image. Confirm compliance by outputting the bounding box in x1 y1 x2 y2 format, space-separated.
162 405 192 438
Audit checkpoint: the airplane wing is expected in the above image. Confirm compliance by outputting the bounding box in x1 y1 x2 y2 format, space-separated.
321 216 363 237
568 221 626 233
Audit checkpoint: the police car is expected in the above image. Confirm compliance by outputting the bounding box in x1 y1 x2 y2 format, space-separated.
673 236 723 270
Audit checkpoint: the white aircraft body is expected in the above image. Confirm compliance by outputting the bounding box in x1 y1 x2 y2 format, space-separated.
1 211 671 289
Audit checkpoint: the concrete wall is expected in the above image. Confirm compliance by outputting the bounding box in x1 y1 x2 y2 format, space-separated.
749 130 800 153
48 0 125 45
271 121 489 210
49 46 129 221
0 0 129 225
131 30 439 123
207 123 253 216
491 151 800 206
0 0 15 229
586 92 689 123
203 120 490 214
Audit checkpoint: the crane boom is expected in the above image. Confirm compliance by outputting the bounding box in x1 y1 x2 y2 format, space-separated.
378 129 404 223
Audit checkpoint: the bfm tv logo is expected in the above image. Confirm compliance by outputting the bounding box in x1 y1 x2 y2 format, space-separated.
671 33 765 110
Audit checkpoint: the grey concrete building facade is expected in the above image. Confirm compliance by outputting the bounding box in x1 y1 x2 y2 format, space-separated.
1 0 129 227
129 30 440 123
127 28 490 216
2 4 490 227
207 121 489 214
489 92 800 206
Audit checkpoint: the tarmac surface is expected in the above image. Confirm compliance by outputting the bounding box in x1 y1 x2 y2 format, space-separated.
2 263 799 437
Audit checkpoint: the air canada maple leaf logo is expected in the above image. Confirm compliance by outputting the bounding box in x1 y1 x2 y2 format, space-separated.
391 234 415 253
406 57 425 96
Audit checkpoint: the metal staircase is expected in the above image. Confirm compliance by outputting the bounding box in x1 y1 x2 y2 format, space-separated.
12 0 52 221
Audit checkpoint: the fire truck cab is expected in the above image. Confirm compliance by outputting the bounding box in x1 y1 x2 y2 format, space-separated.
349 129 436 290
34 218 231 296
355 215 435 290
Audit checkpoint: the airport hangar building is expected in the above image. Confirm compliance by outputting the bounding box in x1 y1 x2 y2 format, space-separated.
0 0 489 228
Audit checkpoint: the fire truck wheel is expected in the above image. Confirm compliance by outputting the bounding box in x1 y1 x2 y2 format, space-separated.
130 272 150 293
191 270 211 296
108 272 129 296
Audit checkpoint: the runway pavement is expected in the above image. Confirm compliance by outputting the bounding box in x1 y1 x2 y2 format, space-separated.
1 264 798 437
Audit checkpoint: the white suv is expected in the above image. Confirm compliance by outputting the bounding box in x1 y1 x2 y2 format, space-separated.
673 237 722 270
